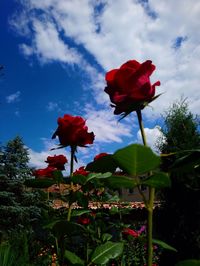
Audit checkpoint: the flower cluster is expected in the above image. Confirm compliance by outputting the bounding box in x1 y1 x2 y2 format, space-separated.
33 154 68 179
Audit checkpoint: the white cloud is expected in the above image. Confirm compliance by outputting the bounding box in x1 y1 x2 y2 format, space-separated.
84 104 132 143
11 0 200 117
137 126 164 152
46 101 59 111
6 91 21 103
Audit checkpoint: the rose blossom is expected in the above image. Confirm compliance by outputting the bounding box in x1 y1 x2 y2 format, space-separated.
73 166 89 176
105 60 160 115
77 216 90 225
52 114 95 147
46 154 68 170
122 228 139 237
33 166 56 179
94 152 109 161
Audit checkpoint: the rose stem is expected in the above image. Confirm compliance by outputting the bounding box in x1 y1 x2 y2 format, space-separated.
67 145 75 222
136 109 155 266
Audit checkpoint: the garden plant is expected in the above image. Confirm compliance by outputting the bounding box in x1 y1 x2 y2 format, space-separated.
1 59 200 266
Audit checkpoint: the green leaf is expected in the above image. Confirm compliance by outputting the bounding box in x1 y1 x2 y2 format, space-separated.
86 155 117 173
85 172 112 183
24 178 55 188
106 175 138 189
153 239 177 252
142 172 171 188
90 241 124 265
113 144 160 176
72 174 87 185
71 210 91 217
176 260 200 266
171 150 200 173
102 233 112 242
64 250 84 265
52 170 64 183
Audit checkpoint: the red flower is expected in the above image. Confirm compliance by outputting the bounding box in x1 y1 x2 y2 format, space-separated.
105 60 160 115
122 228 139 237
94 152 109 161
33 166 56 179
77 216 90 225
73 166 89 176
46 154 68 170
52 114 95 147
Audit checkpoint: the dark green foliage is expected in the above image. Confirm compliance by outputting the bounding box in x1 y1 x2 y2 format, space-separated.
155 99 200 265
0 136 31 179
0 177 53 265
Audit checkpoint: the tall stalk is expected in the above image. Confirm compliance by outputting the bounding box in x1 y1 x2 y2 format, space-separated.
136 109 154 266
67 145 75 222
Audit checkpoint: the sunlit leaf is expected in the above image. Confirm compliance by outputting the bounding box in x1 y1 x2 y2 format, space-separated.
90 241 124 265
64 250 84 265
113 144 160 175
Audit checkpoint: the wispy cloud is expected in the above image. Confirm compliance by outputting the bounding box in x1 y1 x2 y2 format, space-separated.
6 91 21 103
46 101 59 111
10 0 200 117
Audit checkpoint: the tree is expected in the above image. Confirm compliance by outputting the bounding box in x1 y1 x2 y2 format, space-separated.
157 99 200 153
155 99 200 265
1 136 32 179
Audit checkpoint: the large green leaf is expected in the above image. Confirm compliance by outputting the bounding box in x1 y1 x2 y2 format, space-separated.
64 250 84 265
86 155 117 173
153 239 177 252
71 210 91 217
142 172 171 188
90 241 124 265
24 178 55 188
113 144 160 175
176 260 200 266
106 174 138 189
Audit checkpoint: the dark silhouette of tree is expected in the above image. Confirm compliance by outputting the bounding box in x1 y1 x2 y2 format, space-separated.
155 99 200 265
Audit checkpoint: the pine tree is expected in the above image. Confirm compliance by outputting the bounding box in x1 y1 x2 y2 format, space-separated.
1 136 31 179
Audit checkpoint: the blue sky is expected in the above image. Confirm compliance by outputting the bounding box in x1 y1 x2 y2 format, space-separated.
1 0 200 170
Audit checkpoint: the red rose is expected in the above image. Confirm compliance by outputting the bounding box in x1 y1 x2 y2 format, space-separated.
122 228 139 237
77 216 90 225
33 166 56 179
73 166 89 176
94 152 109 161
46 154 68 170
52 114 95 147
105 60 160 114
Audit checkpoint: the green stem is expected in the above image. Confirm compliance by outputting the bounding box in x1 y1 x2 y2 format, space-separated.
70 145 75 177
136 109 154 266
136 109 147 146
67 145 76 222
